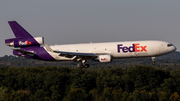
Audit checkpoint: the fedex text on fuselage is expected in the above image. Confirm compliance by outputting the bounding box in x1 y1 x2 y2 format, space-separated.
117 43 147 53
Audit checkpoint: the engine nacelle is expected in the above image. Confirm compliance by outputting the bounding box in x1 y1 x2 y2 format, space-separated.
98 55 112 63
5 37 44 47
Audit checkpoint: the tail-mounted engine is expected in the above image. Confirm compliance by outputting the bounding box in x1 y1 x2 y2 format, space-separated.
5 37 44 47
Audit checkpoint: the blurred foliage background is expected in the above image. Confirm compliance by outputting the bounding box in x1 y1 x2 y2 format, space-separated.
0 51 180 100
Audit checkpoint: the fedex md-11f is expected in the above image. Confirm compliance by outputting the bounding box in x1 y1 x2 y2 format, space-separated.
5 21 176 68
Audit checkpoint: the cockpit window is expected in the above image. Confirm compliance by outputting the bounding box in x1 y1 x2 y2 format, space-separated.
167 43 173 47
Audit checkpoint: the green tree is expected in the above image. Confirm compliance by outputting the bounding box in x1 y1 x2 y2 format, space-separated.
112 88 123 101
63 88 89 101
0 86 8 101
89 89 99 101
170 92 180 101
158 91 169 101
101 87 113 101
4 89 29 101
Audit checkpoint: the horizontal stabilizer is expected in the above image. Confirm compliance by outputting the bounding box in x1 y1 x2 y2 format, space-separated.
12 49 35 56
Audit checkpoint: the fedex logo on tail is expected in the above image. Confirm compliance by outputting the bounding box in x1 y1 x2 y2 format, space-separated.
117 43 147 53
19 41 32 45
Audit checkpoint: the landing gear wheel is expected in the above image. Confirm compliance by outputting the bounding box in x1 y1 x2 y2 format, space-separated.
79 64 90 68
151 57 156 65
80 65 84 68
77 60 90 68
85 64 89 68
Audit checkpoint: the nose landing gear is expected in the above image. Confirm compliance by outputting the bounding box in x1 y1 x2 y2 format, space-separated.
151 57 155 65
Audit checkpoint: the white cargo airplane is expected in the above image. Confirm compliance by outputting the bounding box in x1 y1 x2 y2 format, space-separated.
5 21 176 68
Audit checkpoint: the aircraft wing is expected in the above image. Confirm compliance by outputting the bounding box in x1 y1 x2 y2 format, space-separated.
53 50 97 57
12 49 35 56
44 44 99 59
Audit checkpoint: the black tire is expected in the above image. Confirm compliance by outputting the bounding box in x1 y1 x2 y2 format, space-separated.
85 64 89 68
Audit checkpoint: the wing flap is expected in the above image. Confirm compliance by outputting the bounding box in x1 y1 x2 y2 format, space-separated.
53 51 97 57
44 44 97 57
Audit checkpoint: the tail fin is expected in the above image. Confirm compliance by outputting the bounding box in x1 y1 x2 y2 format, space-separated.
5 21 44 47
8 21 33 38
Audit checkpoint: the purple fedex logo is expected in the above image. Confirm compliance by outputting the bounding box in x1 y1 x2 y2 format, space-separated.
117 43 147 53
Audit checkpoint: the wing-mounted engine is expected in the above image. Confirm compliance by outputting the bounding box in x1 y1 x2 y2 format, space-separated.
98 55 112 63
5 37 44 47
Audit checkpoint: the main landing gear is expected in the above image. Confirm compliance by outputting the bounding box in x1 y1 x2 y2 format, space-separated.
77 60 90 68
151 57 155 65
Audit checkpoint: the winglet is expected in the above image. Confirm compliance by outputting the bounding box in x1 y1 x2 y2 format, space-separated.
44 44 53 52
